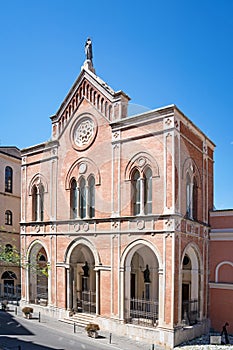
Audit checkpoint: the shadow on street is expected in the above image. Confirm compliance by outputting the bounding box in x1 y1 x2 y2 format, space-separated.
0 311 64 350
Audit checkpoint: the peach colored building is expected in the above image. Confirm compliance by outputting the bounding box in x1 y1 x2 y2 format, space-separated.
209 210 233 334
0 147 21 297
20 42 214 349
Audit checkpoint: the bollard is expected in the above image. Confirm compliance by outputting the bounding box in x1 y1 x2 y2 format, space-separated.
15 306 17 315
74 322 76 333
109 332 112 344
38 311 41 323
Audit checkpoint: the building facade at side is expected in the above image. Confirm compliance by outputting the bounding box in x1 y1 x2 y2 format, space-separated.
0 147 21 299
20 55 214 349
209 210 233 335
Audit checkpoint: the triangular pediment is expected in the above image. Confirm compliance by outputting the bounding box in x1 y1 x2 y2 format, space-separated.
50 64 130 140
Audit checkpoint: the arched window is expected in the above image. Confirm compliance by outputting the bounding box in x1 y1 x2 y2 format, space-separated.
109 105 112 120
70 175 96 219
186 173 191 218
39 184 44 221
5 210 12 225
79 178 86 219
89 176 95 218
193 177 198 220
5 244 13 253
38 254 46 262
186 173 198 220
70 179 78 219
1 271 16 280
144 168 152 214
32 183 44 221
32 185 37 221
132 170 140 215
5 166 13 193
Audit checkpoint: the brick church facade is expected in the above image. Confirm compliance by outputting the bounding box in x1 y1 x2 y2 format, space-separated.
20 41 215 349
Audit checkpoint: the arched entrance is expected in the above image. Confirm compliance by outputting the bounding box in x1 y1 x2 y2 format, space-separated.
67 242 97 314
122 240 160 327
28 242 49 305
1 271 17 298
181 244 202 325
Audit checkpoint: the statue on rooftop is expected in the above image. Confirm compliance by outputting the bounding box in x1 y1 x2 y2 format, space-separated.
85 38 93 63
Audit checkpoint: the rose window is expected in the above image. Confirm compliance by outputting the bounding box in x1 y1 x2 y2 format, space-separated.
74 119 94 147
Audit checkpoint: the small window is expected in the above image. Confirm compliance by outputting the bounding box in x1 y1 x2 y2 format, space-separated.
193 177 198 220
186 173 191 218
5 244 13 253
132 170 140 215
80 178 86 219
144 168 152 215
89 176 95 218
38 254 46 262
70 179 78 219
5 166 13 193
32 184 44 221
5 210 12 225
186 173 198 220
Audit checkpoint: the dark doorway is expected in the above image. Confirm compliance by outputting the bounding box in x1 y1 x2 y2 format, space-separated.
182 283 189 301
131 273 136 298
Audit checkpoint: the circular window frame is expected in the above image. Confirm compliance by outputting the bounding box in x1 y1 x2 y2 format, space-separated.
71 114 98 151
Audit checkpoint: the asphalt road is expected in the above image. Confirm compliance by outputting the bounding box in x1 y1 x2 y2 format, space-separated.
0 309 122 350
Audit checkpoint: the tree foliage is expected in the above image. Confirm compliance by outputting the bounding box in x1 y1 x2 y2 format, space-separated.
0 245 49 277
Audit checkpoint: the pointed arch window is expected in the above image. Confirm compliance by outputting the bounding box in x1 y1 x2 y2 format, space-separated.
144 168 152 215
32 183 44 221
5 210 12 225
89 176 95 218
132 168 153 216
5 166 13 193
192 177 198 220
70 175 96 220
79 178 86 219
186 173 191 218
186 173 198 220
70 179 78 219
132 170 140 215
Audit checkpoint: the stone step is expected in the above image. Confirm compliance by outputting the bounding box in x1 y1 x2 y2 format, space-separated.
59 313 95 328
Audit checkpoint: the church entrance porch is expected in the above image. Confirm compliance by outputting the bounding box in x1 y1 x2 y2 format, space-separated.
27 242 48 306
122 241 160 328
67 242 97 315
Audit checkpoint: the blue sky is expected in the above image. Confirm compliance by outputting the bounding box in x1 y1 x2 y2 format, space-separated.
0 0 232 209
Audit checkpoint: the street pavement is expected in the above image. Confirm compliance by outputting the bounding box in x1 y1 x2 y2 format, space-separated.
0 306 163 350
1 306 232 350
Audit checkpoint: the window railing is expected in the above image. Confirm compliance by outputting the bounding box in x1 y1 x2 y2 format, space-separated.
77 290 96 314
182 299 199 325
0 283 21 302
127 298 158 327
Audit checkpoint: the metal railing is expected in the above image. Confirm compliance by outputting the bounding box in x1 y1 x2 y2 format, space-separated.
182 299 199 325
0 283 21 302
77 290 96 314
128 298 158 327
36 284 48 300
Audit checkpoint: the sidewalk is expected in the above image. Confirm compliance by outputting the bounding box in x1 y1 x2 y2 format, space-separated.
7 307 164 350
